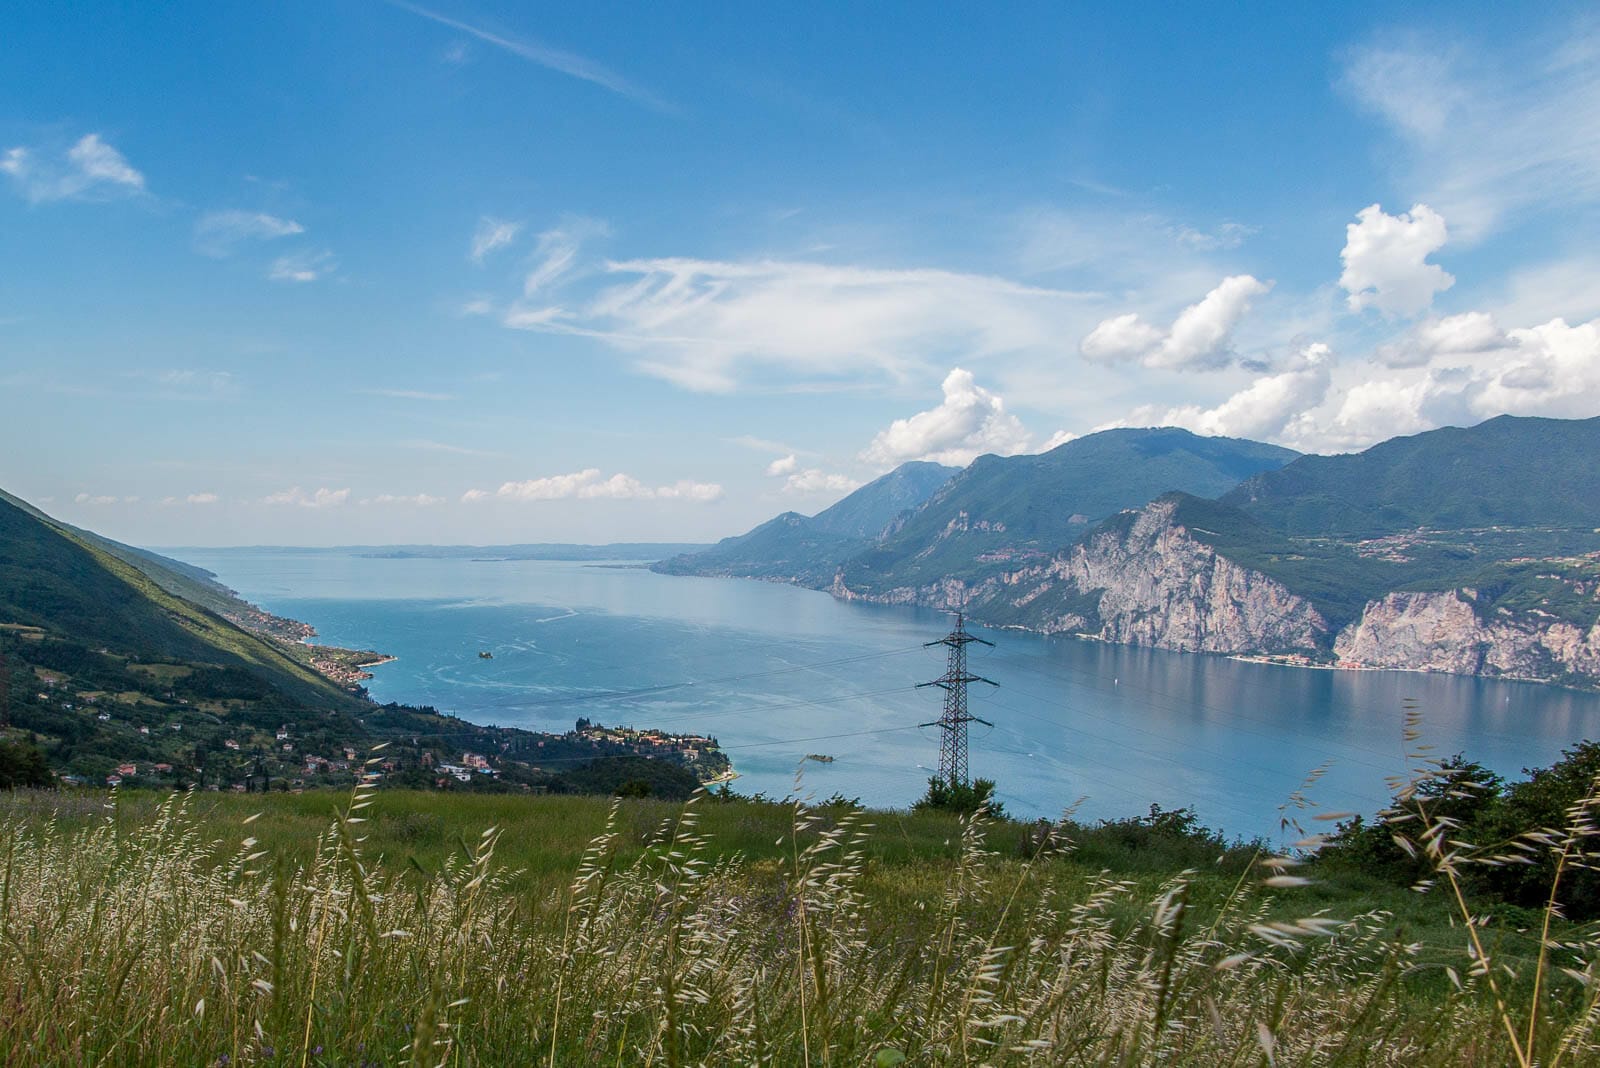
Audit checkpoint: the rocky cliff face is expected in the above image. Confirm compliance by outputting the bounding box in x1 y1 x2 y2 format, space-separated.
998 498 1328 652
828 497 1600 686
1332 590 1600 682
834 498 1329 654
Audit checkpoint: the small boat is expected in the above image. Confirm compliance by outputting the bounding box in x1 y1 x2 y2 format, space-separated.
478 651 494 660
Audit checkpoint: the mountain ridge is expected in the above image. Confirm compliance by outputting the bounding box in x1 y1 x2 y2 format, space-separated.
655 415 1600 688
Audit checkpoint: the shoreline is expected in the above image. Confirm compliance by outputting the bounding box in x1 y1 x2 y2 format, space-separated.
1224 651 1575 689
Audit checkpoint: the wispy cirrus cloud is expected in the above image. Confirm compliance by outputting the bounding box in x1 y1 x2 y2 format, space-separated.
730 435 814 458
518 217 608 295
384 0 676 113
1 133 146 203
194 210 304 257
1342 25 1600 240
360 388 456 401
399 438 503 457
470 216 520 262
510 256 1096 392
268 249 336 283
132 369 239 399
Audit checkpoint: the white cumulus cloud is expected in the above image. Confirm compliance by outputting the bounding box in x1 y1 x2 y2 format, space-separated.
1284 315 1600 452
765 454 798 477
262 487 351 508
1 133 146 203
1080 275 1273 370
1468 317 1600 420
654 480 726 502
1339 203 1454 317
783 469 862 495
361 493 445 506
185 492 220 505
1115 343 1335 444
860 367 1030 468
477 469 722 502
1037 430 1078 452
1374 311 1507 368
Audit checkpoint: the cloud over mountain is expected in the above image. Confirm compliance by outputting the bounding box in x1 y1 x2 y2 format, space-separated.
1339 203 1453 317
1081 275 1273 370
861 368 1031 468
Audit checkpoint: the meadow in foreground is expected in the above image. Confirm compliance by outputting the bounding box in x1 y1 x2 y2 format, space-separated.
2 757 1600 1066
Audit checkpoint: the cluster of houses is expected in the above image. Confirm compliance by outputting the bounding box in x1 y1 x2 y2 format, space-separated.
574 723 716 763
436 751 495 783
103 760 176 786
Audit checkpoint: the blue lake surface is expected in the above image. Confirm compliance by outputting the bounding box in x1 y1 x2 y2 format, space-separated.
171 548 1600 839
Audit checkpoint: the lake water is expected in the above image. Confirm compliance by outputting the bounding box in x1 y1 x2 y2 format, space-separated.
170 548 1600 839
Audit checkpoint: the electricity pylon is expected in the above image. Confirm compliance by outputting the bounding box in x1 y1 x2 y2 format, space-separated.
918 611 997 788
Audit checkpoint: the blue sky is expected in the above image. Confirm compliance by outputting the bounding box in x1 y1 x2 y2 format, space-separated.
2 2 1597 546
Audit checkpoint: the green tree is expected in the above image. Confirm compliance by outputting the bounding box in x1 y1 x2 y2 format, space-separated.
0 738 53 789
1475 741 1600 918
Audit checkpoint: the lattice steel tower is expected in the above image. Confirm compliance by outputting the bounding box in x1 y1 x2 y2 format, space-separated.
918 611 997 787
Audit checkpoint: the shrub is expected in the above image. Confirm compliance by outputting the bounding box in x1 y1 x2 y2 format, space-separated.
913 775 1005 818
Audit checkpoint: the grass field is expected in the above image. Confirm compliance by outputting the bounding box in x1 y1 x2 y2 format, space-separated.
2 779 1598 1065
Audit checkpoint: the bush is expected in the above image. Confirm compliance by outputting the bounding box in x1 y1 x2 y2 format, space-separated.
913 776 1004 818
1320 755 1504 885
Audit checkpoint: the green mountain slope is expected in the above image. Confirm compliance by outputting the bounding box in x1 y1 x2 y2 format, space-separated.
0 493 351 707
1223 415 1600 536
651 512 868 583
807 461 959 539
0 490 731 788
840 428 1298 595
0 488 286 628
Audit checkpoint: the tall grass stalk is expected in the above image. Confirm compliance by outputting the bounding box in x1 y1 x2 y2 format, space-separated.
3 766 1600 1064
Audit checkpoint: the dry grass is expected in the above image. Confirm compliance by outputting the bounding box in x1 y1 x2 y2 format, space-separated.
2 758 1598 1065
